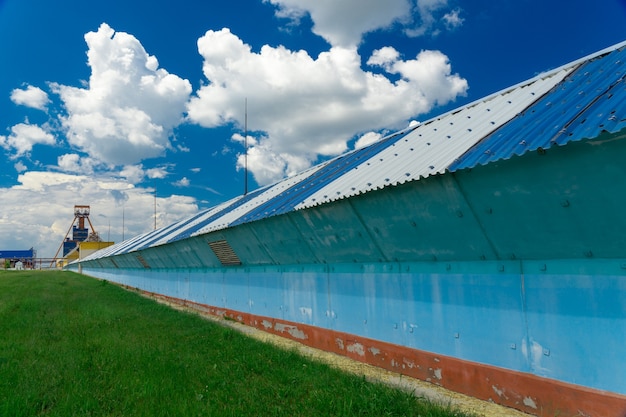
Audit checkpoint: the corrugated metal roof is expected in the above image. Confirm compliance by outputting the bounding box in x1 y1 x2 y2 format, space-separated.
296 68 572 209
450 45 626 171
83 40 626 260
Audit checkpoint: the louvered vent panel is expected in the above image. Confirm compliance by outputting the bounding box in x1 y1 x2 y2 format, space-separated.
136 254 150 269
208 240 242 266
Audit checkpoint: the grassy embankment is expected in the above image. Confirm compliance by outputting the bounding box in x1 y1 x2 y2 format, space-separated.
0 270 474 416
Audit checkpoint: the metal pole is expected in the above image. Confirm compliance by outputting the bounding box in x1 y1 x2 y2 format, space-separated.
244 97 248 195
154 185 157 230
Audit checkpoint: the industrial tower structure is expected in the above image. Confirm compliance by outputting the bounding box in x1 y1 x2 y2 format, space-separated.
52 205 101 265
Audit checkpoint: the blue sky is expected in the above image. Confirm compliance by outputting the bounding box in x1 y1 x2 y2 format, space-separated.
1 0 625 258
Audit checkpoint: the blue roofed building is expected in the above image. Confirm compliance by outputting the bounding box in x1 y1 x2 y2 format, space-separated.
69 41 626 416
1 248 36 269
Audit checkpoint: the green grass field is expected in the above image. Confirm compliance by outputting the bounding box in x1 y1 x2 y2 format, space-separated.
0 270 475 416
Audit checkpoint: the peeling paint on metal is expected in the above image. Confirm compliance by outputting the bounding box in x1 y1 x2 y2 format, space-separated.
403 358 417 369
335 338 344 350
523 397 537 409
492 385 505 398
346 342 365 357
299 306 312 319
274 323 307 340
369 347 381 356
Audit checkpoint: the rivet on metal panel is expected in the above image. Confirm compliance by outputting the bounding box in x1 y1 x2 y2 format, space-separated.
510 343 517 350
454 332 460 339
543 348 550 357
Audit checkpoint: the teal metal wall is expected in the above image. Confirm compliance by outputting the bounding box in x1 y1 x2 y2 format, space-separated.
72 132 626 397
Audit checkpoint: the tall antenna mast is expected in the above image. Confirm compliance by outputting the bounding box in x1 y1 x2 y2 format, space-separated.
154 184 157 230
244 97 248 195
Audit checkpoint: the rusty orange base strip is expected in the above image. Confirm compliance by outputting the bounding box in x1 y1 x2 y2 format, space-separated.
138 289 626 417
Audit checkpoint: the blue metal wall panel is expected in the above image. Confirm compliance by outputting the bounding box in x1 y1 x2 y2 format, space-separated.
281 270 330 328
522 266 626 391
74 258 626 394
246 270 287 321
328 263 528 371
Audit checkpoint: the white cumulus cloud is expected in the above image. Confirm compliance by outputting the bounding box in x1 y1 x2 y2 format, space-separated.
51 23 192 166
267 0 411 47
10 85 51 110
187 29 467 185
0 123 56 157
406 0 462 37
57 153 99 174
268 0 463 45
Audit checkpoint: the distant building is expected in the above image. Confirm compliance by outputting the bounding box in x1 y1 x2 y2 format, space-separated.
0 248 36 269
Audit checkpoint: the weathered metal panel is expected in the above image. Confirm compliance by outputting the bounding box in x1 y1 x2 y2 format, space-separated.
454 133 626 260
345 173 498 262
522 259 626 392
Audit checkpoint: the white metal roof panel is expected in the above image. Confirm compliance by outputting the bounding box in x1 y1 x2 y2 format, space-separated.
295 67 572 209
